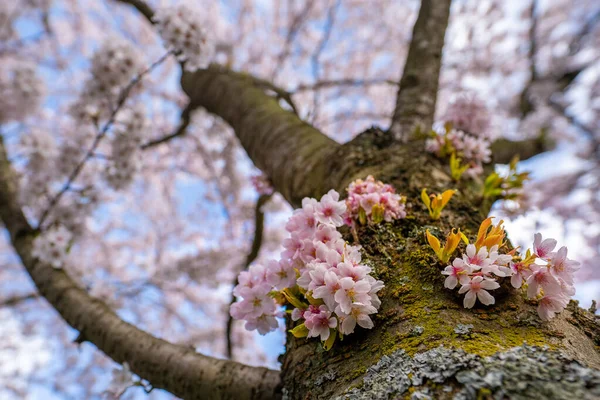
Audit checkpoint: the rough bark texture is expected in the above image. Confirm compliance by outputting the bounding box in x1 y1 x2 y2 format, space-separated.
280 130 600 399
6 1 597 399
0 137 280 400
389 0 452 140
181 66 339 207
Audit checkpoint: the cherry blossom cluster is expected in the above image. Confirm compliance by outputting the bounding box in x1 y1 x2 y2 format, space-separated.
32 225 72 269
104 104 148 190
344 175 406 226
230 189 384 346
507 233 579 321
438 218 578 320
153 4 215 71
441 95 492 139
425 96 494 176
0 60 45 123
71 38 145 122
425 128 491 176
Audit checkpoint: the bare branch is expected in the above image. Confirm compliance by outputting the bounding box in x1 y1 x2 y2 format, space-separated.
389 0 452 141
0 292 39 307
141 102 194 149
271 0 316 79
116 0 338 205
0 137 280 400
292 78 397 93
226 193 272 359
309 0 341 121
39 52 171 227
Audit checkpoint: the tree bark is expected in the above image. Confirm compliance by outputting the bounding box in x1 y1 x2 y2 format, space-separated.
389 0 452 141
279 132 600 399
180 66 339 207
9 1 597 399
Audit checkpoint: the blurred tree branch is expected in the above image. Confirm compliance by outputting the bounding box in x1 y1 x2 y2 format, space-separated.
0 293 39 307
490 135 554 165
141 102 194 149
389 0 452 141
0 136 280 400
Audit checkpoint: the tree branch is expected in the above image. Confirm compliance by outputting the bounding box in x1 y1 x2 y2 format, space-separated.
117 0 339 206
490 134 554 164
389 0 452 141
181 66 340 207
226 193 271 359
0 293 39 307
292 78 397 93
141 102 194 149
0 136 280 400
39 51 171 227
115 0 154 23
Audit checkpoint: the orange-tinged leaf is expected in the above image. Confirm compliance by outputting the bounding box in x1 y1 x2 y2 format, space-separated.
426 230 441 253
444 229 461 255
421 189 431 209
483 234 503 249
475 217 493 248
440 189 456 208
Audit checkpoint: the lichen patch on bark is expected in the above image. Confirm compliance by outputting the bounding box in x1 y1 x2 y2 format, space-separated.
336 345 600 400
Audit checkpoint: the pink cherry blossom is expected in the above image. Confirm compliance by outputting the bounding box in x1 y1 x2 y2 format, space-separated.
315 189 346 227
312 271 342 310
232 188 384 340
304 305 337 341
442 258 471 289
344 176 406 225
526 265 562 298
548 246 580 285
336 303 377 335
266 259 296 290
537 294 570 321
533 233 557 260
458 276 500 308
334 277 372 314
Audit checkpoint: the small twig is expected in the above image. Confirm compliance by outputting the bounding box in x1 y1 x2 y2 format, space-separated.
225 193 271 359
141 102 194 149
38 51 172 228
309 0 341 121
292 78 397 93
0 293 39 307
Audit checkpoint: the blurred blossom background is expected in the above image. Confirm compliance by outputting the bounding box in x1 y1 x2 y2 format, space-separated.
0 0 598 398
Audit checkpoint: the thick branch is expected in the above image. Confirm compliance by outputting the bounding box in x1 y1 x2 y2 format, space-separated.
491 134 554 164
115 0 154 23
0 137 280 400
181 66 340 207
117 0 338 206
389 0 452 141
226 194 271 359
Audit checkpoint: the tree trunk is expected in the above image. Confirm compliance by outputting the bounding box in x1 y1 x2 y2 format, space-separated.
279 130 600 399
5 1 598 399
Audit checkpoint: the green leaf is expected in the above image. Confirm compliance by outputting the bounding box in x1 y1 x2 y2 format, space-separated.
289 324 309 338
